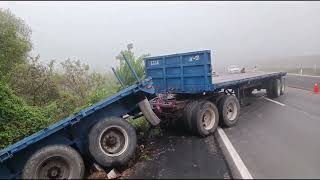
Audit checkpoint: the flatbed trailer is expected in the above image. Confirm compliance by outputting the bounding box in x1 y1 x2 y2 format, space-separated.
0 55 160 179
145 50 286 136
0 49 286 179
213 71 286 89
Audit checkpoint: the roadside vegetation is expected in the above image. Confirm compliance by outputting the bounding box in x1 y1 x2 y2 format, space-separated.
0 8 152 149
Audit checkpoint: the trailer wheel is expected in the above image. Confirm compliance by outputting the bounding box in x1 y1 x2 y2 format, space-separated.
22 145 84 179
183 100 199 132
192 101 219 137
280 77 285 95
218 95 240 127
267 79 281 98
88 117 137 167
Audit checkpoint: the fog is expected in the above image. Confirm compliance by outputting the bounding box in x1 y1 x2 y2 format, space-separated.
1 1 320 72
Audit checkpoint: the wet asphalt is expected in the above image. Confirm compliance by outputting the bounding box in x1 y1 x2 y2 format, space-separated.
126 129 231 179
286 74 320 91
224 75 320 178
125 74 320 179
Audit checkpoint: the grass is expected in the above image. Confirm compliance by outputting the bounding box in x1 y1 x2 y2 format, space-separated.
129 116 163 142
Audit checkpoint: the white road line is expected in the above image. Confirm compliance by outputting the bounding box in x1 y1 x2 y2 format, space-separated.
287 73 320 78
217 128 253 179
263 97 286 106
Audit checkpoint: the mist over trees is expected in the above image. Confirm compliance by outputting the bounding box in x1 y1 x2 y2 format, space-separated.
0 8 145 148
0 9 32 78
115 43 149 86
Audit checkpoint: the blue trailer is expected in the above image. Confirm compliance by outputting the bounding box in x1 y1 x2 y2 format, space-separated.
0 49 286 179
146 50 286 136
0 55 160 179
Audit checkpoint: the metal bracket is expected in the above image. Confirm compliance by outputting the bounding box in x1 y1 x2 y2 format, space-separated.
0 152 13 162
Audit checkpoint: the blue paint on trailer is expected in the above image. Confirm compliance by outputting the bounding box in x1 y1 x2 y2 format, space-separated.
145 50 286 94
0 76 156 179
145 50 213 93
0 49 287 179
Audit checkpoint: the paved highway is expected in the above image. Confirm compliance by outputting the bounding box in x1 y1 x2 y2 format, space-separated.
125 74 320 179
124 129 230 179
224 81 320 178
286 74 320 91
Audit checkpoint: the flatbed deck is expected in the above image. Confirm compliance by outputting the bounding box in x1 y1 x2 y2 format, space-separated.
212 71 286 89
0 53 161 179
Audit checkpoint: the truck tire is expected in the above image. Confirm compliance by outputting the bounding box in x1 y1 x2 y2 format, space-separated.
22 145 84 179
218 95 240 127
280 77 285 95
88 117 137 167
267 79 281 98
183 100 199 132
191 100 219 137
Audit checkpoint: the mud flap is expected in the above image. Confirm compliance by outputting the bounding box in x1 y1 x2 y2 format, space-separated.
138 98 161 126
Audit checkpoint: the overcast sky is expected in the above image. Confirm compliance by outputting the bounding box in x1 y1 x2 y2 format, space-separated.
1 1 320 72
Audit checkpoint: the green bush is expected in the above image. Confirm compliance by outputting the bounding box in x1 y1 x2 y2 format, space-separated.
0 82 50 149
129 117 150 132
0 8 152 150
0 81 121 149
89 85 119 105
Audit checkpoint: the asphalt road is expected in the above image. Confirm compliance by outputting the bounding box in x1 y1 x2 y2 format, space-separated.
286 74 320 91
224 85 320 178
124 129 230 179
124 74 320 179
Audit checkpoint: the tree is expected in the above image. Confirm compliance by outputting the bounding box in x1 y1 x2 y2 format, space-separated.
0 8 32 79
88 71 119 104
58 59 92 101
9 55 59 106
115 44 149 86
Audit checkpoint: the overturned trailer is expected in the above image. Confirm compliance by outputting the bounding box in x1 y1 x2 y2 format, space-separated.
0 54 160 179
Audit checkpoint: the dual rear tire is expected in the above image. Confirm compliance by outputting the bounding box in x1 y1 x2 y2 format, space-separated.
267 78 285 98
184 95 240 136
191 101 219 137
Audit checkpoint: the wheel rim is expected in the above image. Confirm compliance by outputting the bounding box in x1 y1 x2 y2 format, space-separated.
99 125 129 157
202 109 215 130
226 101 237 121
36 156 71 179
